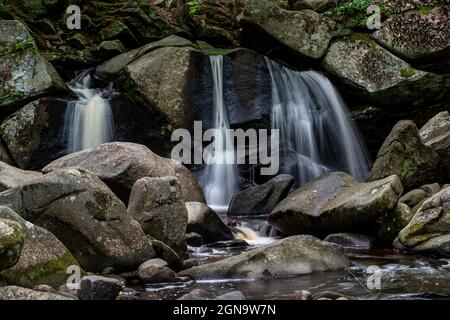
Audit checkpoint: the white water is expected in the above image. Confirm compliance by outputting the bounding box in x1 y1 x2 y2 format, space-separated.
266 58 370 184
202 56 238 211
65 71 114 153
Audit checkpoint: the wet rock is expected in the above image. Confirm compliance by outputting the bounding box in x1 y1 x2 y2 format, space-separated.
214 291 246 300
128 177 188 258
0 20 66 108
372 8 450 60
324 233 372 250
376 203 414 245
396 186 450 256
177 289 210 300
206 239 250 249
0 215 23 271
32 284 56 293
0 168 155 272
367 120 441 191
312 291 350 300
399 189 429 208
228 174 294 216
180 235 349 280
0 206 79 287
58 283 79 297
186 202 233 244
295 290 312 300
78 276 122 300
42 142 205 204
0 162 42 192
0 285 75 300
269 172 402 237
241 0 342 59
98 40 127 58
186 232 203 247
148 238 182 269
138 259 177 284
323 39 444 106
0 98 70 170
420 111 450 175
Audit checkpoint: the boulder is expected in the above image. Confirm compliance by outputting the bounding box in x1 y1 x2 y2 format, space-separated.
420 111 450 174
396 186 450 256
186 232 203 247
214 291 246 300
96 35 196 81
269 172 403 237
399 189 429 208
148 238 182 269
128 177 188 258
324 233 372 250
0 215 23 271
367 120 441 190
177 289 211 300
78 276 122 300
186 202 233 244
241 0 341 59
42 142 205 204
0 168 156 272
372 7 450 60
375 203 413 245
0 98 69 170
0 285 74 300
323 39 444 106
179 235 348 280
420 183 442 197
137 259 177 284
117 45 201 128
0 206 80 288
228 174 294 216
0 162 42 192
0 20 66 108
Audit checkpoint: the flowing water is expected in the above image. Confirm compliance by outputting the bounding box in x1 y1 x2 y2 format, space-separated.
65 70 114 153
201 56 239 211
266 58 370 184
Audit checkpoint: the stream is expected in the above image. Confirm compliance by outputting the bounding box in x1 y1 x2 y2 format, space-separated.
127 215 450 301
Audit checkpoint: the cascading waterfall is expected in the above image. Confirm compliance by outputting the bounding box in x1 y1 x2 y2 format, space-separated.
266 58 370 185
65 70 114 153
202 55 239 212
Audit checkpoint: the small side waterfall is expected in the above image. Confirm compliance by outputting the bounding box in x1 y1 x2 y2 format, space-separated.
266 58 370 184
65 71 114 153
202 56 238 212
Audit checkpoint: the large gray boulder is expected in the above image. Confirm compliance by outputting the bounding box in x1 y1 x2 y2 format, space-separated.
323 39 444 106
269 172 403 237
375 203 413 245
0 168 155 272
0 206 80 288
128 176 188 258
396 186 450 256
186 202 233 244
0 214 23 271
288 0 336 12
0 20 66 108
180 235 348 280
42 142 205 204
420 111 450 175
372 7 450 60
0 162 42 192
228 174 294 216
0 286 75 300
367 120 442 191
0 98 68 170
241 0 341 59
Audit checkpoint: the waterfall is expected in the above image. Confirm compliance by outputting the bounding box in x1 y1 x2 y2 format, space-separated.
202 56 238 212
266 58 370 185
65 70 114 153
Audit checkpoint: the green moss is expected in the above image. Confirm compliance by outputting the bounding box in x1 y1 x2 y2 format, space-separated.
204 48 232 55
349 32 374 42
0 38 38 56
400 67 417 78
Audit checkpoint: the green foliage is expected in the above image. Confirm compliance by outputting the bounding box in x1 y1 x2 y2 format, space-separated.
187 0 203 15
0 37 38 56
